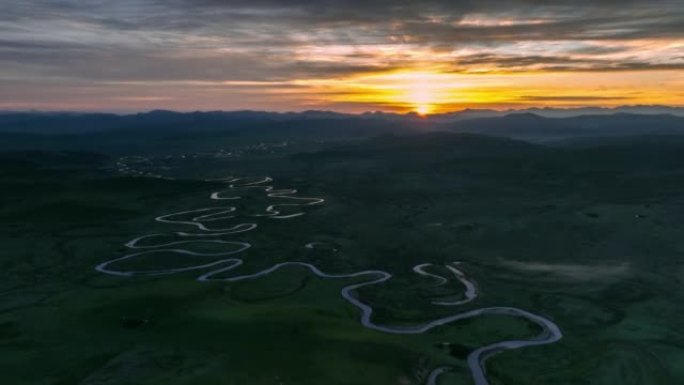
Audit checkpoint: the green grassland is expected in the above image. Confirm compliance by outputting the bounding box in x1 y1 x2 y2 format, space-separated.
1 133 683 384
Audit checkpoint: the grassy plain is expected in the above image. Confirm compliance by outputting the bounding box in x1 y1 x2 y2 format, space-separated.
1 133 683 384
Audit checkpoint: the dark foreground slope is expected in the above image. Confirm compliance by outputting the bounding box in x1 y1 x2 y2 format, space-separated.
1 130 683 385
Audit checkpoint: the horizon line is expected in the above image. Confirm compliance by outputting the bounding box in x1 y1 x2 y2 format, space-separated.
2 104 684 116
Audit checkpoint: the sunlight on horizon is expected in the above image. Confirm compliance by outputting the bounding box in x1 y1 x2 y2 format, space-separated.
405 72 444 115
320 70 469 115
291 68 684 114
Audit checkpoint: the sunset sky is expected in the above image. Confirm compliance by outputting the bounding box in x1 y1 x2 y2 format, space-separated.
1 1 683 113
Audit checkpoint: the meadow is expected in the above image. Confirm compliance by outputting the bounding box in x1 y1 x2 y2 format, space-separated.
1 130 683 384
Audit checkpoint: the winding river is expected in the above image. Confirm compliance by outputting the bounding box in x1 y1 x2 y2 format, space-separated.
95 176 562 385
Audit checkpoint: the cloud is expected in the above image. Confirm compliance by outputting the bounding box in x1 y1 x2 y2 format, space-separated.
0 0 682 110
450 53 684 73
2 1 682 77
519 95 632 102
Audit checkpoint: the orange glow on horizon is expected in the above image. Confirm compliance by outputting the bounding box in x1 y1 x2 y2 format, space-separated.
288 67 684 114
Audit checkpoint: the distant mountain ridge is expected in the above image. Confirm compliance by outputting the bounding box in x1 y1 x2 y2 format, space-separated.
0 107 683 149
2 105 684 122
445 112 684 142
426 105 684 121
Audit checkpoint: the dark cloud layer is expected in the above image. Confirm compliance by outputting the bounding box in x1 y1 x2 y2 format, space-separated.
2 1 682 78
452 53 684 73
0 0 682 110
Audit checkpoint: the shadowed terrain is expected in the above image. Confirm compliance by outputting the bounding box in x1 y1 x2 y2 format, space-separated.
1 114 683 384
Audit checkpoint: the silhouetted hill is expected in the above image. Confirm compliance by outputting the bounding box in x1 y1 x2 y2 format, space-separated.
448 113 684 142
0 110 361 134
1 110 683 154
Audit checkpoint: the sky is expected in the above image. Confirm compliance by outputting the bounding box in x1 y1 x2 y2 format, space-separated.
1 0 683 114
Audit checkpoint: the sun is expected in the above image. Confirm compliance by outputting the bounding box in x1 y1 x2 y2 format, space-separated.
415 104 431 116
403 72 444 115
322 70 469 115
